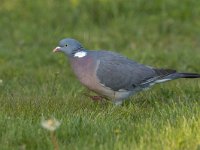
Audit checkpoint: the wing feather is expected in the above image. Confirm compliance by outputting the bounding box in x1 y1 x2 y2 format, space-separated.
96 51 156 91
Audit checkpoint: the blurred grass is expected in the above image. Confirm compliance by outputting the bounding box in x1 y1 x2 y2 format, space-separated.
0 0 200 149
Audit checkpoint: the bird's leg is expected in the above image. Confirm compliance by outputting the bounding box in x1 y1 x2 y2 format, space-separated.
83 93 107 101
92 95 105 101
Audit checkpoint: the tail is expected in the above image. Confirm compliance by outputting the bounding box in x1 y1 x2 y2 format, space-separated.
175 72 200 78
153 68 200 84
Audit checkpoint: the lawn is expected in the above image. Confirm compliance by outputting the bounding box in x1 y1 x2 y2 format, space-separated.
0 0 200 149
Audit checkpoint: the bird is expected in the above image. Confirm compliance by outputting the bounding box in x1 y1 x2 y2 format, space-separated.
53 38 200 105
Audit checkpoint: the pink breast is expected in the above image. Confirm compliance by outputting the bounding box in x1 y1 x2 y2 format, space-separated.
70 57 98 90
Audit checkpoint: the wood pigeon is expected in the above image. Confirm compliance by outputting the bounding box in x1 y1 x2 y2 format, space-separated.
53 38 200 105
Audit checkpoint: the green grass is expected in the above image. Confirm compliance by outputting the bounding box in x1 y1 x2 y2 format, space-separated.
0 0 200 149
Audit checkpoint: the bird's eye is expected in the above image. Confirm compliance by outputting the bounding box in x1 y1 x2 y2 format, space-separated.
65 44 68 47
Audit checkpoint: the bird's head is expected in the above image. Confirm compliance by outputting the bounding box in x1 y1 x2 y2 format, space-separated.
53 38 85 57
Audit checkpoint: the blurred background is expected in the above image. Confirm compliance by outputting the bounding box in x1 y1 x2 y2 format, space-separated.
0 0 200 149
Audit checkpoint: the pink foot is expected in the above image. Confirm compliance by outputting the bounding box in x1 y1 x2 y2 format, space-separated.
83 93 108 102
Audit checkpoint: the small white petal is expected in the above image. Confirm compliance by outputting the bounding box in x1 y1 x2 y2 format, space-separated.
41 118 61 131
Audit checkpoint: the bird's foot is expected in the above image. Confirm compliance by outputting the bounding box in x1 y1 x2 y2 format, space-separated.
83 93 108 102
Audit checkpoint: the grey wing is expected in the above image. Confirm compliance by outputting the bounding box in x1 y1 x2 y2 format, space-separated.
96 51 157 91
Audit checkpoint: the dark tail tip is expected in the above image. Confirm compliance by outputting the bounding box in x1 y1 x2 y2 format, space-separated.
178 72 200 78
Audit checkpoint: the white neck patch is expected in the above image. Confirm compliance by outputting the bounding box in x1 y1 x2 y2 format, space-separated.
74 51 87 58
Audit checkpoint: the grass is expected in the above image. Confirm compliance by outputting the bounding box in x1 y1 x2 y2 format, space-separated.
0 0 200 149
